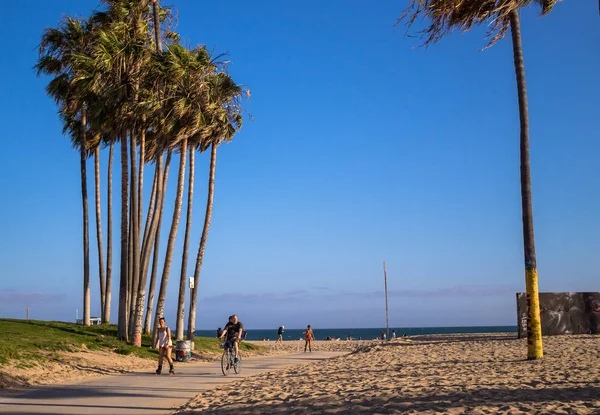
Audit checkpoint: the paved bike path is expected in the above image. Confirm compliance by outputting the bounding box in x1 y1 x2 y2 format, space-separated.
0 351 344 415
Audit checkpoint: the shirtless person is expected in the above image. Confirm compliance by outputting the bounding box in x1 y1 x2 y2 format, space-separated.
303 324 314 353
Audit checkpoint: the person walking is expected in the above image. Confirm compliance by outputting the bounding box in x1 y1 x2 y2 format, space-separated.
154 317 174 375
303 324 314 353
277 325 284 343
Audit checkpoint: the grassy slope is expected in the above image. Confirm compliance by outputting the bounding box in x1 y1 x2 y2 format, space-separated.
0 319 262 365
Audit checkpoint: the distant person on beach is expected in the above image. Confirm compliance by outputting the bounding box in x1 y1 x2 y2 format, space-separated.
219 314 244 363
392 330 397 339
303 325 314 352
153 317 174 375
217 327 223 338
381 331 387 341
242 330 248 341
277 325 284 343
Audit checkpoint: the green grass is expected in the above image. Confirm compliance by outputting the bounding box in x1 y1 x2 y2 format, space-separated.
0 319 264 365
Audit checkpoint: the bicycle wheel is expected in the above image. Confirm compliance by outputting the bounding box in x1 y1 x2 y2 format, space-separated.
221 350 231 376
233 352 242 374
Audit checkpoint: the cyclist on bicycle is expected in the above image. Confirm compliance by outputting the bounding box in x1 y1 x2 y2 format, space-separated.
219 314 244 363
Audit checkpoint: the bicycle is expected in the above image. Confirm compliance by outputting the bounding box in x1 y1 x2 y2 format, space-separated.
220 341 242 376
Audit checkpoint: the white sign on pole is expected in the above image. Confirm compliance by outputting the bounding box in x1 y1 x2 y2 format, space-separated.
189 277 194 289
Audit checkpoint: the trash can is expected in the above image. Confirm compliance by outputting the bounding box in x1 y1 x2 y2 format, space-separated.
175 340 191 362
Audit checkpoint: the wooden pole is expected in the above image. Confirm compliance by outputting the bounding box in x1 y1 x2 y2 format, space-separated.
383 261 389 339
26 306 29 321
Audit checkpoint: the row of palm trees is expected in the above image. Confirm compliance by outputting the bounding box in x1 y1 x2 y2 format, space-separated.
398 0 576 359
36 0 247 346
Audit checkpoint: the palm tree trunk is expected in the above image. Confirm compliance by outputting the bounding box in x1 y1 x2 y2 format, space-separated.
104 141 114 323
510 10 542 360
140 168 158 266
81 106 91 326
138 127 145 254
128 132 140 340
153 139 188 345
127 197 133 324
94 146 106 322
144 151 171 334
118 133 129 340
187 143 217 341
132 152 163 347
176 149 195 340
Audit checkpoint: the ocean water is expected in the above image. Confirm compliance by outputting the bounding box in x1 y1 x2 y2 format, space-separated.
195 326 517 341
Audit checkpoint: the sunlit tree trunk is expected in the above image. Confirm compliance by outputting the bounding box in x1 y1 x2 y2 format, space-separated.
94 146 106 322
118 133 129 340
81 106 91 326
153 139 188 345
128 132 139 340
510 10 542 360
144 151 171 334
176 149 195 340
188 143 217 341
104 141 114 323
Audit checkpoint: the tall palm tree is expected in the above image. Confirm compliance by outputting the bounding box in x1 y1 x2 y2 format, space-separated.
132 0 169 346
171 47 222 340
187 73 246 342
398 0 557 359
154 43 216 342
36 16 96 326
90 0 153 339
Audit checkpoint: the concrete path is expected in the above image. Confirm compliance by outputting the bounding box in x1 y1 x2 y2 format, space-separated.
0 351 344 415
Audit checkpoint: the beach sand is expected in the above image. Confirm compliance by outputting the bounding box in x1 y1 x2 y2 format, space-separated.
0 349 156 388
177 334 600 414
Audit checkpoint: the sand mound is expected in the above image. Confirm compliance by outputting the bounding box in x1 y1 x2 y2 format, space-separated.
0 350 155 389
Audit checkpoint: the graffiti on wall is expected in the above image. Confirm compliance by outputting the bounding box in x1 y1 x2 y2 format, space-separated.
516 292 600 338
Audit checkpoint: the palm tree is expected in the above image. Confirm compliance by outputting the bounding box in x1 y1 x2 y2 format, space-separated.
153 43 217 342
132 0 169 346
398 0 557 359
36 16 96 326
90 0 154 340
187 73 246 342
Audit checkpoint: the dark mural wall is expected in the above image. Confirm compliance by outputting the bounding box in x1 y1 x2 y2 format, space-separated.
517 292 600 338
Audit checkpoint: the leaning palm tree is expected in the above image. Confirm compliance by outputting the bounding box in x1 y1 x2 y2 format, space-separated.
187 73 246 342
153 43 217 342
398 0 557 359
36 16 96 326
90 0 153 339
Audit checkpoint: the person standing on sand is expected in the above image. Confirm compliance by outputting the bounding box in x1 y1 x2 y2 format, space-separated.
303 325 314 352
277 325 284 343
153 317 174 375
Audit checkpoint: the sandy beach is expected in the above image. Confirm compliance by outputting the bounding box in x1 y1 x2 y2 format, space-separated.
177 334 600 414
0 350 156 389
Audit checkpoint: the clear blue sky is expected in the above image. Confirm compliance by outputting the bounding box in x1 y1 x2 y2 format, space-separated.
1 1 598 330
